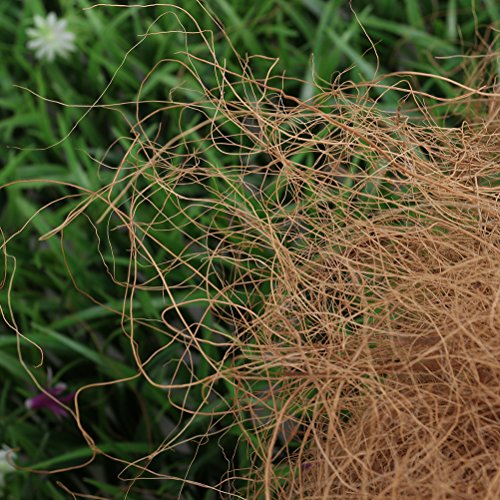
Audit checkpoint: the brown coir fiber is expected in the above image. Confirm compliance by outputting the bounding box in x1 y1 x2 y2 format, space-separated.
197 66 500 499
3 7 499 498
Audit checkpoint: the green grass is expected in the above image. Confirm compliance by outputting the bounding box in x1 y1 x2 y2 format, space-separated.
0 0 497 497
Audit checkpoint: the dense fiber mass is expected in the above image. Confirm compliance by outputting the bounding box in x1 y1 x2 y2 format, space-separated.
215 80 500 498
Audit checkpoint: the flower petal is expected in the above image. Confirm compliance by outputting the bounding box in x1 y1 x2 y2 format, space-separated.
33 15 45 28
59 32 75 43
25 384 74 416
26 28 40 38
44 401 69 417
27 39 44 49
51 383 67 394
56 19 68 31
46 12 58 27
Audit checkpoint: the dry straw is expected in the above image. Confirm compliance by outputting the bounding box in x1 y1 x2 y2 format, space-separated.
2 3 499 498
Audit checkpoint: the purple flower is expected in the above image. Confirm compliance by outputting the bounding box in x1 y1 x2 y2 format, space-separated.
25 383 75 418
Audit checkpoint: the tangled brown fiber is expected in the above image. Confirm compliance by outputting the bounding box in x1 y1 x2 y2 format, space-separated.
188 56 500 499
2 4 499 498
114 61 500 497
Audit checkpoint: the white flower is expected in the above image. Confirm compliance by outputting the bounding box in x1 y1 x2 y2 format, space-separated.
26 12 76 62
0 445 16 488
